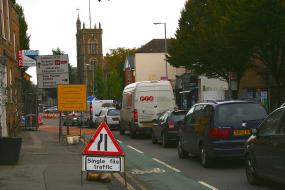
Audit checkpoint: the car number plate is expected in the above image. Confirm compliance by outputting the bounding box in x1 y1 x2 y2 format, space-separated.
234 129 251 136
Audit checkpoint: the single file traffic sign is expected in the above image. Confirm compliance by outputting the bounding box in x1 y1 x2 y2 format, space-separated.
82 122 124 156
82 122 125 174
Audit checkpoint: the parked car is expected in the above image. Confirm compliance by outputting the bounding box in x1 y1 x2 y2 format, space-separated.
245 106 285 185
89 100 115 127
152 110 187 147
177 100 267 167
63 111 81 126
96 108 120 129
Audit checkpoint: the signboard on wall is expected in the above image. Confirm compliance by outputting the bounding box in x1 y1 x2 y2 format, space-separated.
36 55 69 88
18 50 39 67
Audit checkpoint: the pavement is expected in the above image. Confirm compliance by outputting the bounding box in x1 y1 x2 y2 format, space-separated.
0 125 126 190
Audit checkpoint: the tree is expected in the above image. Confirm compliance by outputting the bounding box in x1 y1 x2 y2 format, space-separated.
167 0 252 98
236 0 285 108
103 48 136 100
12 0 30 50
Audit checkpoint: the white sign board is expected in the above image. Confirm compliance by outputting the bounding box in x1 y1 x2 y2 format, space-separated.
36 55 69 88
18 50 39 67
82 156 124 172
37 73 69 88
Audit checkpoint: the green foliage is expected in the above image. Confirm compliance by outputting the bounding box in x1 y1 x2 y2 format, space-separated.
94 63 105 99
12 1 30 50
102 48 136 100
52 48 65 55
168 0 251 87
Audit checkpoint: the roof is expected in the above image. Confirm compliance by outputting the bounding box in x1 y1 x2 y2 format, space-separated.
136 39 171 53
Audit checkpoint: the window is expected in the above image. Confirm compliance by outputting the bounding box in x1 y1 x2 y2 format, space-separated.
13 32 16 59
88 38 97 54
107 109 120 116
277 109 285 134
158 111 167 123
1 0 5 39
217 103 267 124
259 109 284 136
6 0 10 41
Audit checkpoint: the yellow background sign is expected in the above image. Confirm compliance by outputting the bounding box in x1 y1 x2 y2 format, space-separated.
57 84 87 111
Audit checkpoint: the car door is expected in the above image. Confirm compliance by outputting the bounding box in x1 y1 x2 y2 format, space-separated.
271 108 285 181
189 104 205 154
255 109 284 175
180 106 196 153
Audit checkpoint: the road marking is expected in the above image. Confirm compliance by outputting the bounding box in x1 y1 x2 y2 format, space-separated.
113 173 136 190
127 145 144 154
117 140 122 143
198 181 219 190
152 158 181 172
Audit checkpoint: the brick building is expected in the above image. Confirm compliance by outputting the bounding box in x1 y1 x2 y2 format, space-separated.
0 0 21 137
76 15 104 95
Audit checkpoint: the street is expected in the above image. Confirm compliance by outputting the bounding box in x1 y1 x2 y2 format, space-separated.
45 119 285 190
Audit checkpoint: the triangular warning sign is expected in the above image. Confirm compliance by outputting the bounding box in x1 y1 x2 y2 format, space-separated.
82 122 124 156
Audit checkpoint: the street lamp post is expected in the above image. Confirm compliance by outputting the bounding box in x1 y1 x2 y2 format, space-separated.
85 63 95 95
154 22 168 79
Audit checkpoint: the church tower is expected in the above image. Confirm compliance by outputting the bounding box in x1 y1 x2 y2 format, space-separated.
76 15 103 95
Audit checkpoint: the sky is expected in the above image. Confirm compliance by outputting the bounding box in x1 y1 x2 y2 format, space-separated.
17 0 188 83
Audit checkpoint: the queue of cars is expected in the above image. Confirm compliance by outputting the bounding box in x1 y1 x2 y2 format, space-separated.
119 99 285 186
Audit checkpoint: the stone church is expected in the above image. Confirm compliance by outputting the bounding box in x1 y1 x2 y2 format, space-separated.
76 15 104 95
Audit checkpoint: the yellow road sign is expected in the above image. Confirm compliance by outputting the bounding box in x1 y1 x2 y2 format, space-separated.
57 84 87 111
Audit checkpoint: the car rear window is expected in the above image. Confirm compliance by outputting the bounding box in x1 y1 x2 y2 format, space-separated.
108 109 120 116
216 103 267 124
171 111 187 122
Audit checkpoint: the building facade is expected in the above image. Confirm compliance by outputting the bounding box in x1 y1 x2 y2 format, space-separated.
0 0 21 137
76 15 104 95
135 39 185 83
123 55 135 86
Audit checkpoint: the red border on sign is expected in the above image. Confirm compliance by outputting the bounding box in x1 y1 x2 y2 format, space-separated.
82 122 124 156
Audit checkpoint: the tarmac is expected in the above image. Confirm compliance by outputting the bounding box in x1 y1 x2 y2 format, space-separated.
0 126 126 190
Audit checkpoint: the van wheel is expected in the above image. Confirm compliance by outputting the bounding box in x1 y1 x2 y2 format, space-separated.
200 144 211 168
152 130 158 144
177 138 188 158
245 154 260 185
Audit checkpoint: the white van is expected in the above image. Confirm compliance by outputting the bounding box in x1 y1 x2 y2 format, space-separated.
89 100 114 127
120 80 175 138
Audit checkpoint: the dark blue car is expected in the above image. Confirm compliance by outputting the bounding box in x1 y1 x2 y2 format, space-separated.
177 100 267 167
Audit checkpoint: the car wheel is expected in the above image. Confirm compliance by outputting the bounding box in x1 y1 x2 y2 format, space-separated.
245 155 260 185
200 144 211 168
162 132 169 148
177 137 188 158
151 130 158 144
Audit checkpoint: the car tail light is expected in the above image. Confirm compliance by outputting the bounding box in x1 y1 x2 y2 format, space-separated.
208 128 231 140
134 109 138 123
168 120 174 128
